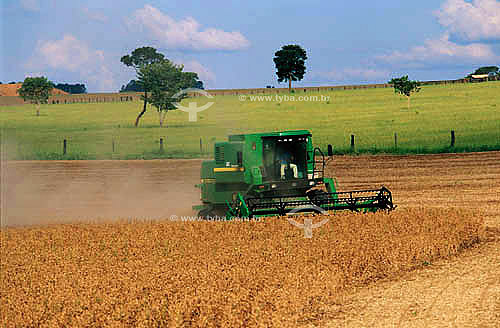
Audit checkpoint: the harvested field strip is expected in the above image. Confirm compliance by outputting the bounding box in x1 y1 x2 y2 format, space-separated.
0 208 485 327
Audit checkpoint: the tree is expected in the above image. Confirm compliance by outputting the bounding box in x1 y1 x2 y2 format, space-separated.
180 72 205 90
119 80 145 93
472 66 499 75
194 80 204 90
273 44 307 92
120 77 203 93
180 72 203 89
17 76 54 116
54 83 86 94
389 75 421 110
138 60 199 127
120 46 165 126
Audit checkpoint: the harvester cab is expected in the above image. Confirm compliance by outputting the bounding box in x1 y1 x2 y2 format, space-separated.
194 130 394 219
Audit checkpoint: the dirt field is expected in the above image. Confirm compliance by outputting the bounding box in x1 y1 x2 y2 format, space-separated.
328 151 500 227
1 159 201 226
0 83 68 96
1 152 499 326
324 151 500 327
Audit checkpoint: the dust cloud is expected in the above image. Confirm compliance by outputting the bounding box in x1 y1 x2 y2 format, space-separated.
1 159 202 227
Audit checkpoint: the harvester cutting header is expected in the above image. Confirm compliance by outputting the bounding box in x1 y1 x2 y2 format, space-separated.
194 130 395 219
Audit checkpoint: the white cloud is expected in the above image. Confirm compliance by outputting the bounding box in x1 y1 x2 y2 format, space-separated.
313 67 390 82
82 7 108 23
435 0 500 42
27 34 115 91
36 35 92 71
377 33 498 66
130 5 250 51
374 1 500 70
178 60 216 82
24 71 45 78
20 0 40 11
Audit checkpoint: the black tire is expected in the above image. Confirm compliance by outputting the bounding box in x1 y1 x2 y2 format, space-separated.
197 207 211 220
306 189 328 206
199 207 227 221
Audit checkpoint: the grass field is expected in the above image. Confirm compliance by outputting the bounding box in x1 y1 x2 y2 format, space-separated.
1 82 499 160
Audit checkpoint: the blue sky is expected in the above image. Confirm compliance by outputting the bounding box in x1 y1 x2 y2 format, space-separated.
2 0 500 92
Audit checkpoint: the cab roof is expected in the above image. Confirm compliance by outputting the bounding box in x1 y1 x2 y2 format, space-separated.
228 130 311 141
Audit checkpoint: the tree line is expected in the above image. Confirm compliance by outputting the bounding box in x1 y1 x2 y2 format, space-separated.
120 79 204 93
54 83 87 94
467 66 499 77
0 81 86 94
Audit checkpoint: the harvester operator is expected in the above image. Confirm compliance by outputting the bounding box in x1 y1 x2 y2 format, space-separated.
278 152 298 179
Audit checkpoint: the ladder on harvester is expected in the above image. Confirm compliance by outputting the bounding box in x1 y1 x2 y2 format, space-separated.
313 147 325 179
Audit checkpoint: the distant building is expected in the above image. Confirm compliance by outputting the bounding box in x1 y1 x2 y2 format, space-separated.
470 74 489 83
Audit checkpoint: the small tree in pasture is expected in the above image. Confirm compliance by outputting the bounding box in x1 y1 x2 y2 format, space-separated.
17 76 54 116
389 75 421 111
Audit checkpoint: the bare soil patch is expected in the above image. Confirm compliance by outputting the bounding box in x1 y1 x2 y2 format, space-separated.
1 159 201 227
327 151 500 227
0 83 68 97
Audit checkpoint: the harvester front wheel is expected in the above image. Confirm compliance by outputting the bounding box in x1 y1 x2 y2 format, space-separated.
306 189 328 206
197 207 215 220
198 206 226 220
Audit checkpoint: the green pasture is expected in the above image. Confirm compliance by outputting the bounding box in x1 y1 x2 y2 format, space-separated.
1 81 499 160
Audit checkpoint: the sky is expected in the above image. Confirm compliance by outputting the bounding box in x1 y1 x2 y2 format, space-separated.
1 0 500 92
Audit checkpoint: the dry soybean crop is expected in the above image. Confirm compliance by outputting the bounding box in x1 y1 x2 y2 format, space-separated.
1 208 485 327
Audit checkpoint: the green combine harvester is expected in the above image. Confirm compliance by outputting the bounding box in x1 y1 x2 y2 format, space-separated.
194 130 395 219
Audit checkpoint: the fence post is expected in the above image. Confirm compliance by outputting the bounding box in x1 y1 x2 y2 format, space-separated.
200 138 202 154
450 130 455 147
159 138 164 153
350 135 355 152
63 139 67 155
112 139 115 153
394 133 398 150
